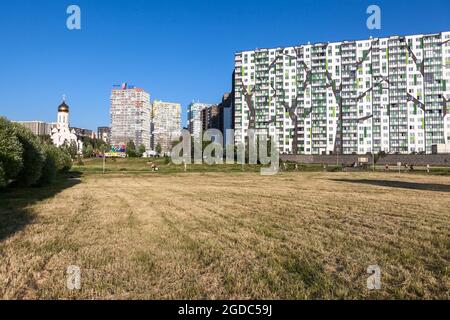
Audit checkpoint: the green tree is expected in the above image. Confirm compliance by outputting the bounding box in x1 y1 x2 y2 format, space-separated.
126 140 137 157
0 118 72 189
82 136 94 148
37 144 73 186
138 144 146 157
12 122 45 186
155 143 162 155
0 118 23 186
38 134 53 145
38 144 57 186
62 140 78 159
95 140 110 156
0 163 5 188
83 144 94 158
56 147 72 172
98 143 109 155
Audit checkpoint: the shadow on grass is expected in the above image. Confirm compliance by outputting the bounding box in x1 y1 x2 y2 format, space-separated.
0 172 83 242
331 178 450 192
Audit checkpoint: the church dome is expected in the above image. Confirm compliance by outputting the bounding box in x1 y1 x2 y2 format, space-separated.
58 101 69 113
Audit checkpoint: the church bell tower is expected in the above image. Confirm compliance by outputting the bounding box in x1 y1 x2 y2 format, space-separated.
57 96 70 129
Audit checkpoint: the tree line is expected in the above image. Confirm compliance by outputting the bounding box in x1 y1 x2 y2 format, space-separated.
0 118 73 188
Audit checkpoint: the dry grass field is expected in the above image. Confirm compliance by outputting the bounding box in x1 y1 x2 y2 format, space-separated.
0 170 449 299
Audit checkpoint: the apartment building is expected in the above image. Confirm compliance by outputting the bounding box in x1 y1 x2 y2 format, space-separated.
71 127 96 139
188 102 213 139
97 126 111 144
13 121 53 136
234 31 450 154
150 100 181 154
199 93 235 143
201 104 222 132
110 83 151 150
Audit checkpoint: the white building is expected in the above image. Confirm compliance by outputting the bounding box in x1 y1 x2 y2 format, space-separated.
188 102 213 140
110 83 151 150
51 99 83 153
151 100 181 154
234 31 450 154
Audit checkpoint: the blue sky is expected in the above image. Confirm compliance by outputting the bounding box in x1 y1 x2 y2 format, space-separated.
0 0 449 130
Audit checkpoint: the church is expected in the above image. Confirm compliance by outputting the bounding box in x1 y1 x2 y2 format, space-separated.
51 98 83 154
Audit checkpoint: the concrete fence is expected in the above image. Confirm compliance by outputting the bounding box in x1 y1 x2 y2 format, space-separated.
376 154 450 166
280 154 374 166
280 154 450 166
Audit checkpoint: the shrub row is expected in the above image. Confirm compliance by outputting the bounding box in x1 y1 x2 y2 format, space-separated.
0 118 72 188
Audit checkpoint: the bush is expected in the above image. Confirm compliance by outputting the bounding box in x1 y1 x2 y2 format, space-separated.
0 118 24 183
83 144 93 158
61 141 78 160
37 145 73 185
38 145 57 186
0 163 6 188
12 123 45 186
126 140 138 158
327 165 343 172
138 144 146 157
46 144 72 173
0 118 73 189
58 148 73 172
77 156 84 166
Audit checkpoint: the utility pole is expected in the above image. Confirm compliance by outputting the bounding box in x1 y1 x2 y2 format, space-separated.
102 145 107 174
103 152 106 174
372 151 375 172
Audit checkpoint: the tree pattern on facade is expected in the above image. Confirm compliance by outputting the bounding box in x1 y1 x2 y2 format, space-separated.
406 42 425 77
441 38 450 118
443 96 450 117
406 92 426 112
271 48 313 154
237 32 449 155
404 34 448 151
240 81 257 130
326 42 375 153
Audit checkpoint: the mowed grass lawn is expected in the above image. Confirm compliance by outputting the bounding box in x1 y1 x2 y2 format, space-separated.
0 169 449 299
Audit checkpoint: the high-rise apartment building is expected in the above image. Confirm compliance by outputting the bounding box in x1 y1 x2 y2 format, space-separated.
234 31 450 154
188 102 213 139
12 121 53 136
150 100 181 154
221 92 234 131
110 83 151 150
200 93 234 132
201 104 222 132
